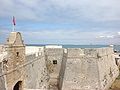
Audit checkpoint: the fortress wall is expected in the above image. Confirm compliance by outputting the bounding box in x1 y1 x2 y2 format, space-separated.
62 48 99 90
1 48 49 90
5 64 25 90
97 47 119 90
67 48 84 57
62 47 119 90
0 63 6 90
24 53 49 90
25 53 39 62
59 50 68 90
4 46 26 90
45 48 64 89
5 46 25 70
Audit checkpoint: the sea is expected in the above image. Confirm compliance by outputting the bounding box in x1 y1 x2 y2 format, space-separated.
26 44 120 52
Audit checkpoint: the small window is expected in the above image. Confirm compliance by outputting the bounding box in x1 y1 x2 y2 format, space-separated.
53 60 57 64
41 80 43 82
16 52 19 57
115 58 118 66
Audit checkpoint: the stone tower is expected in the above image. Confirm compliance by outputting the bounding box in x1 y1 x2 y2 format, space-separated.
4 32 25 90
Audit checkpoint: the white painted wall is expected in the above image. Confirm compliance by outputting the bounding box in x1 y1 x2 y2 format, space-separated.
26 46 44 55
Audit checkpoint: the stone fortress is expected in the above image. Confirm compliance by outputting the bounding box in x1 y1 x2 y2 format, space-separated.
0 32 119 90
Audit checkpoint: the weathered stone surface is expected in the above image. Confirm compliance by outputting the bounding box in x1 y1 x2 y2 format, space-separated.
67 48 84 57
0 32 119 90
62 55 99 90
62 48 119 90
0 63 6 90
45 48 64 90
24 54 49 89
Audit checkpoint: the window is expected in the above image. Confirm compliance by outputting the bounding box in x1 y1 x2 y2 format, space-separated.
53 60 57 64
115 58 118 66
16 52 19 57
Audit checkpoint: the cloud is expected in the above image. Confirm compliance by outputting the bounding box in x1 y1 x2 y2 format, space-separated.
20 29 119 44
96 31 120 44
0 27 120 44
0 0 120 22
97 35 114 39
22 29 95 39
0 0 120 44
18 29 97 44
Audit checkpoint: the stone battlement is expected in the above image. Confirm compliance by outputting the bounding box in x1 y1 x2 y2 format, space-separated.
67 47 114 58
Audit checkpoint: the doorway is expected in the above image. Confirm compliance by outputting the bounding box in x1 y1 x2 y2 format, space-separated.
13 81 22 90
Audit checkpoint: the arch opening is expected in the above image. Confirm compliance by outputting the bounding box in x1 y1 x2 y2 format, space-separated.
13 81 22 90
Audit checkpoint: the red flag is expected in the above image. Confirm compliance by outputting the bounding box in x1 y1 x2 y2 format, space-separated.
13 16 16 25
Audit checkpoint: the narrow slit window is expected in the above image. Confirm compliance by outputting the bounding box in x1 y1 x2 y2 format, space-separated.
16 52 19 57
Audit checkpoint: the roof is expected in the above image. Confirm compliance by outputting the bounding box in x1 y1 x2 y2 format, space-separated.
6 32 24 46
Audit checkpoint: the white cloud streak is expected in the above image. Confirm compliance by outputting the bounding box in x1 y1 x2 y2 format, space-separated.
0 28 120 44
18 29 119 44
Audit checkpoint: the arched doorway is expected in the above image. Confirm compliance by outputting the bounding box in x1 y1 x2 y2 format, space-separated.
13 81 22 90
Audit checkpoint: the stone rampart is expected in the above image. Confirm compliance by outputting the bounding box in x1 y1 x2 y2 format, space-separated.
0 45 119 90
24 52 49 90
97 48 119 90
62 47 119 90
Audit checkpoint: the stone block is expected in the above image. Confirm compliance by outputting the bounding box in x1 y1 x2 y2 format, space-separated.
84 48 98 57
67 48 84 57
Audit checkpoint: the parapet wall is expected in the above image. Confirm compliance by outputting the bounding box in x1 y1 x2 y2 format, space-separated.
62 47 119 90
97 48 119 90
67 48 84 57
24 52 49 90
67 47 114 58
62 48 99 90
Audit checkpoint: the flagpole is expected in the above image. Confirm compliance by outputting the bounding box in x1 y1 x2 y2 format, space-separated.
12 24 15 32
12 16 16 32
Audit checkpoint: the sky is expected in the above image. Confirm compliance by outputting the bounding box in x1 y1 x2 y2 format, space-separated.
0 0 120 45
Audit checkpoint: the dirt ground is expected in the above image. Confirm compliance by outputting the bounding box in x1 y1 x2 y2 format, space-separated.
109 68 120 90
109 80 120 90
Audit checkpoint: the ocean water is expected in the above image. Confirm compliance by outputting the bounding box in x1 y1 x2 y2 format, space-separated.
64 45 120 52
27 44 120 52
62 45 108 48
